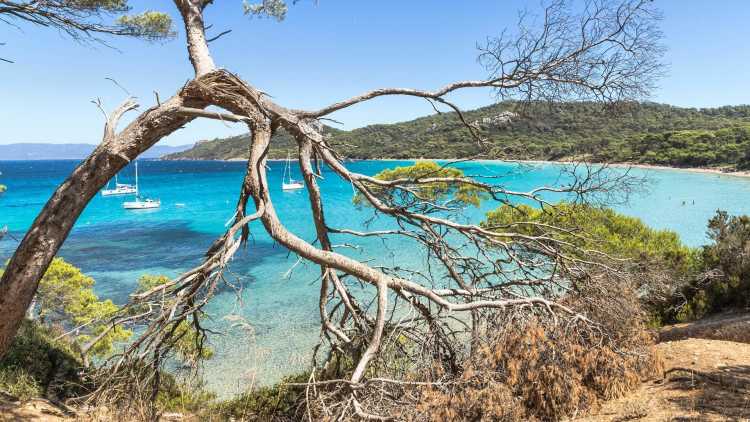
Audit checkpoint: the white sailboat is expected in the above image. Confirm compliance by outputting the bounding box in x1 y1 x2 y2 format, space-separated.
102 173 137 196
282 154 304 191
123 161 161 210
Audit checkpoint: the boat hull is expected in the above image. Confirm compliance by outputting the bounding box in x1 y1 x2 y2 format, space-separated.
282 183 304 191
102 189 137 196
123 200 161 209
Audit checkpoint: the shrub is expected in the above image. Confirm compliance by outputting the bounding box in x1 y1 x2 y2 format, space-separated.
155 375 216 416
0 367 42 401
483 202 697 276
483 202 699 324
0 320 88 401
667 210 750 321
0 257 131 359
211 373 309 421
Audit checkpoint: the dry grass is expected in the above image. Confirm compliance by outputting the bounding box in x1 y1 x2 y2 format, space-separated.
414 318 662 421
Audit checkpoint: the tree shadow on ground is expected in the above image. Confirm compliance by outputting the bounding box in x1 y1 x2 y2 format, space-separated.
659 311 750 344
665 364 750 420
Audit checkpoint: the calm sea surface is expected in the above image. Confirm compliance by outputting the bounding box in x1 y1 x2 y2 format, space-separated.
1 159 750 395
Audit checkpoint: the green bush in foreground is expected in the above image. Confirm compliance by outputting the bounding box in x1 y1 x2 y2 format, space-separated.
670 211 750 321
482 202 702 325
482 203 750 325
0 319 218 412
31 257 131 358
0 320 86 401
211 373 308 421
0 258 131 366
134 275 214 366
483 202 697 273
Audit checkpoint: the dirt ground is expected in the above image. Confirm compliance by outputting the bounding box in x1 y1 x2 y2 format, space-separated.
0 396 73 421
578 312 750 422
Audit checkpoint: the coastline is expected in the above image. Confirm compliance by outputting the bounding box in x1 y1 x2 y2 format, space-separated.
164 157 750 179
361 158 750 179
607 163 750 179
373 158 750 179
511 160 750 179
524 160 750 177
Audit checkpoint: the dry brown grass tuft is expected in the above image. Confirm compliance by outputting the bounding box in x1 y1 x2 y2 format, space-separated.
414 317 663 421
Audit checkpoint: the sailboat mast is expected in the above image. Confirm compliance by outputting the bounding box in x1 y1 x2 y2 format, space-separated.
284 153 290 184
135 161 139 197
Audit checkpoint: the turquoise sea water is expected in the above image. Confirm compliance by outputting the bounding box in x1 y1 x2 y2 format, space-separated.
1 159 750 395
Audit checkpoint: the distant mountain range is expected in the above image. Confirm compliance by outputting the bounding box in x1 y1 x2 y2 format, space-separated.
164 102 750 170
0 143 192 160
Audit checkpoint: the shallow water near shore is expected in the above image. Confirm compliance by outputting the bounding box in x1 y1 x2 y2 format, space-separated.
2 159 750 396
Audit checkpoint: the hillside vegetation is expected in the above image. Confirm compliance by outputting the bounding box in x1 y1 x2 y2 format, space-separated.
164 102 750 169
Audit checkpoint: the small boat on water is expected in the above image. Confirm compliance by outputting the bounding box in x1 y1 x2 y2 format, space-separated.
102 174 136 196
102 182 137 196
123 161 161 210
282 153 304 191
123 197 161 210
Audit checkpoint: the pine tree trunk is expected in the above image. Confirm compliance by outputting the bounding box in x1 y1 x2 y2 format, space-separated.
0 93 203 359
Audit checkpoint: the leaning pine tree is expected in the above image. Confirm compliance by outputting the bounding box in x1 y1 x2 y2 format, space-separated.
0 0 666 419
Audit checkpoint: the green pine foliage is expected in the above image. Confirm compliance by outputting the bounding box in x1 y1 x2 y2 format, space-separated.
482 203 750 324
1 1 174 41
482 202 696 275
1 257 131 358
243 0 291 21
116 11 176 40
354 160 487 208
670 211 750 321
0 320 86 401
482 202 703 326
134 275 214 365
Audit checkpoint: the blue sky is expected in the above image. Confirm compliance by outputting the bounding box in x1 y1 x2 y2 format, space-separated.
1 0 748 146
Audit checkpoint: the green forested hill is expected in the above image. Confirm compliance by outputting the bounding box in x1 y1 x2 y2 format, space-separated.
164 102 750 169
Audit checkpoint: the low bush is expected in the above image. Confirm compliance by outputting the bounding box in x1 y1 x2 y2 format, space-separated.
155 376 216 416
0 319 88 401
211 373 309 421
664 210 750 322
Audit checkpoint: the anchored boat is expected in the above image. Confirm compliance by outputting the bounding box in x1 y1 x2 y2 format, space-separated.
102 173 136 196
282 153 304 191
123 161 161 210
